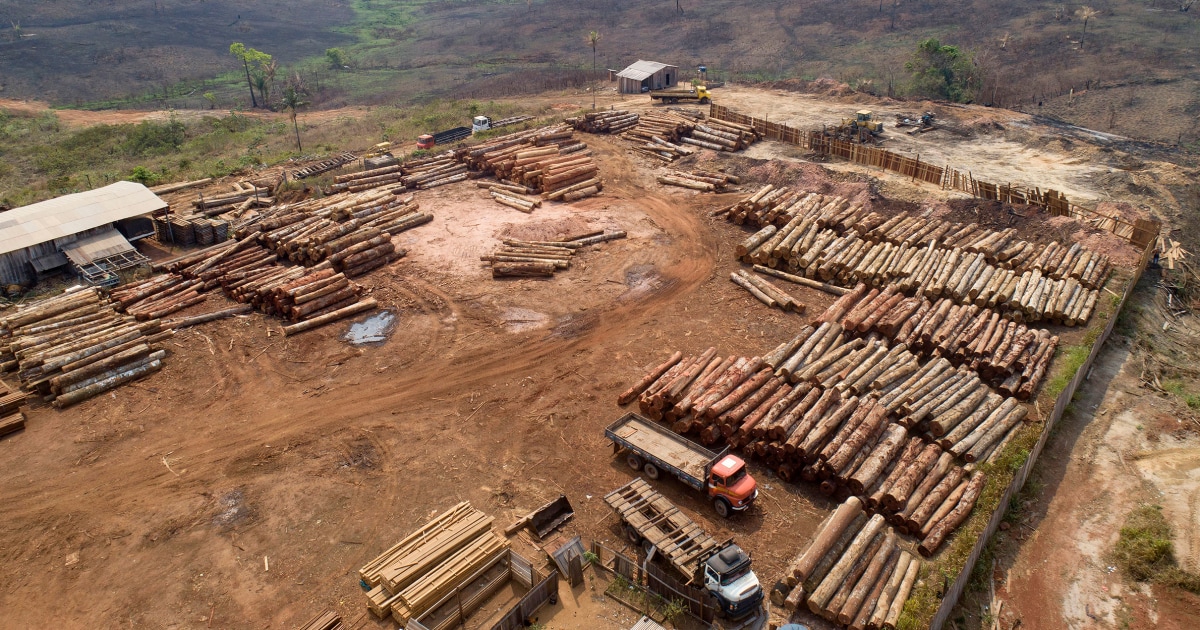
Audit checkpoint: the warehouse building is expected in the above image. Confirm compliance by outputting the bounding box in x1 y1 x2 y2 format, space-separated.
0 181 162 287
616 60 679 94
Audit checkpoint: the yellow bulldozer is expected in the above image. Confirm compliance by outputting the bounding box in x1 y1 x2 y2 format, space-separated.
830 110 884 144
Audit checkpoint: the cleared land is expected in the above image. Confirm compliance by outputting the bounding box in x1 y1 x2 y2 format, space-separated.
0 87 1195 630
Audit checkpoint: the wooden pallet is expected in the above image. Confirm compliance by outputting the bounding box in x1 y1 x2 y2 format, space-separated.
293 153 359 179
604 478 721 579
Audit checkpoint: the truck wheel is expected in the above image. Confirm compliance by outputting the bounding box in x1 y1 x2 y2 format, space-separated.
643 463 660 480
713 497 732 519
625 524 642 544
626 453 643 471
700 98 710 104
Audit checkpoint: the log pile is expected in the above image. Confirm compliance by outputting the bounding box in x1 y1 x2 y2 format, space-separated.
729 269 806 313
484 231 628 278
330 153 463 193
0 288 174 408
452 125 602 201
618 325 1021 553
830 287 1060 399
568 110 639 134
732 199 1108 325
622 111 758 161
776 498 929 628
360 502 509 624
657 170 739 192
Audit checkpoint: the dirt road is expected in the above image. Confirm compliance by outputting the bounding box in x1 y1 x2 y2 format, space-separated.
0 135 834 628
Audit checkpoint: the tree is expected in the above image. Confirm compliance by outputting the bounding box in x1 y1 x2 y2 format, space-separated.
325 48 348 70
229 43 271 108
280 76 309 153
586 30 601 110
905 38 979 102
257 59 278 108
1075 6 1098 50
203 92 217 110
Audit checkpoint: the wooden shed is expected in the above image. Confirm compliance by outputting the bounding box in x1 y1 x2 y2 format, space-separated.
0 181 163 287
616 60 679 94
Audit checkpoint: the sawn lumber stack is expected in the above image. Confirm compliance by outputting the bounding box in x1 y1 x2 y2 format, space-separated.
360 502 509 624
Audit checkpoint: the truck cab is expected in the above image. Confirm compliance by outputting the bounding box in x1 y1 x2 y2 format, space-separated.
706 454 757 517
472 116 492 133
702 545 764 619
416 134 435 150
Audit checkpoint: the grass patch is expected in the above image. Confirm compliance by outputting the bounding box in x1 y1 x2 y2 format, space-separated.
0 98 550 208
1112 505 1200 593
1044 343 1092 400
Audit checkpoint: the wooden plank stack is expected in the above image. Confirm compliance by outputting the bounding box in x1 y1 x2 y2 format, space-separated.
0 381 29 439
484 231 628 279
0 288 174 408
297 610 343 630
360 502 509 625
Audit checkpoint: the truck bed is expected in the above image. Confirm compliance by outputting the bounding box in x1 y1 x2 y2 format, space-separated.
604 478 722 580
608 413 714 481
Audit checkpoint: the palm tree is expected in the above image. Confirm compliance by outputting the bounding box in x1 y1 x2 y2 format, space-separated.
587 30 601 109
1076 6 1098 50
280 77 309 153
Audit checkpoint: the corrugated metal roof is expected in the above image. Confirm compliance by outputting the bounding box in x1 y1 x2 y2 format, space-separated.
616 60 675 81
61 228 136 265
0 181 166 256
629 616 667 630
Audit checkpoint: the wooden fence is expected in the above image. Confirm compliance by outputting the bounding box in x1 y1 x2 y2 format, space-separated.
929 235 1158 629
708 104 1160 248
489 570 560 630
589 541 718 623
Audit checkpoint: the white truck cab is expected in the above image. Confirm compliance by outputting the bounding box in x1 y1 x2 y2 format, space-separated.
472 116 491 133
702 545 764 619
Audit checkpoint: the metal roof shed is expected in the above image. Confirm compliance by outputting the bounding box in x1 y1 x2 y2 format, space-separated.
0 181 164 287
616 60 679 94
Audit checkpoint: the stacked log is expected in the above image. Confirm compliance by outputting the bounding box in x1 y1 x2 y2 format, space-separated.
776 499 922 630
657 170 739 192
828 289 1061 399
737 215 1105 325
448 125 603 201
360 502 509 624
0 288 174 408
729 269 806 312
484 231 627 278
726 186 1112 289
330 152 457 192
568 110 639 134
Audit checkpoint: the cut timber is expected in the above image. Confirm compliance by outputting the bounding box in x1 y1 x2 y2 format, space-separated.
283 299 378 336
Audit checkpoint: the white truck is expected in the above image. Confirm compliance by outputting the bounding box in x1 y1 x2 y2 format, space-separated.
604 478 764 619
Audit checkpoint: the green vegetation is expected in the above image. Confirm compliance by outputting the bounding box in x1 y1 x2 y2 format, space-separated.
1045 343 1092 400
905 38 979 103
1113 505 1200 593
0 99 546 208
229 43 274 109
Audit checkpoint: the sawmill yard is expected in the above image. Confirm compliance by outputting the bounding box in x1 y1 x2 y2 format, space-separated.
1 85 1198 630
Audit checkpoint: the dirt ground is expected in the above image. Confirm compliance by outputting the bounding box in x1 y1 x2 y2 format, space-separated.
1 87 1198 629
